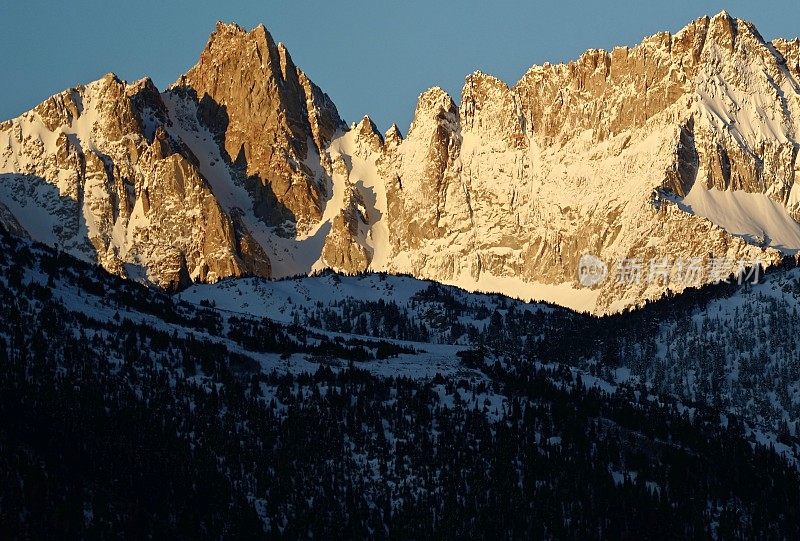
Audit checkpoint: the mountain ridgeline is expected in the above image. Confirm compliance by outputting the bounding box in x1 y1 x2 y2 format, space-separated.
4 11 800 537
1 222 800 537
2 13 800 312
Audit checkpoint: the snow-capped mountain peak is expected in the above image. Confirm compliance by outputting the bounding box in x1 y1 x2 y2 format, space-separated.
2 13 800 312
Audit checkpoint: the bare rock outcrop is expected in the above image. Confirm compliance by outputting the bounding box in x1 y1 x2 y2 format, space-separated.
174 22 346 235
2 13 800 313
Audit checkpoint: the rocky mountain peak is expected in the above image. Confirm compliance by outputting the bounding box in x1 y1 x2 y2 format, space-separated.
408 87 458 140
213 20 244 34
706 11 738 50
3 14 800 314
353 115 383 148
461 71 525 145
384 124 403 146
705 10 776 58
773 38 800 79
174 22 345 235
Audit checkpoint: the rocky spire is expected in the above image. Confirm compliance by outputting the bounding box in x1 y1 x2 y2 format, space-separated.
384 124 403 146
407 87 458 140
353 115 384 150
772 38 800 79
173 22 345 235
461 71 525 147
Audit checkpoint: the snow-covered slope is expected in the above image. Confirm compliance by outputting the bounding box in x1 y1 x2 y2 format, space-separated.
680 184 800 252
7 227 800 536
0 75 273 289
2 13 800 312
177 261 800 458
179 272 554 340
611 265 800 453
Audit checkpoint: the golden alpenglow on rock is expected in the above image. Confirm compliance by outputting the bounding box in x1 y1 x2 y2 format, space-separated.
1 12 799 312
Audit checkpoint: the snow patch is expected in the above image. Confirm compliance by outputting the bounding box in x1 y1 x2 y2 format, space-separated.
681 184 800 253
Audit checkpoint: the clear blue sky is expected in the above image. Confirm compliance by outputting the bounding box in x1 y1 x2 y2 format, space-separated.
1 1 799 132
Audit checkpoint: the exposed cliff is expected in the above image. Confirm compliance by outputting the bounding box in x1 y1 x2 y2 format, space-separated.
2 12 799 312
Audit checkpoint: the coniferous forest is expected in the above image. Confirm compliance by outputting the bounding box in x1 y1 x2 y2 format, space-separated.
1 227 799 538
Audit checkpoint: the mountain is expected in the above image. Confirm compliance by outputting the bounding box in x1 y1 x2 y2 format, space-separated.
2 13 800 312
2 226 800 537
178 260 800 455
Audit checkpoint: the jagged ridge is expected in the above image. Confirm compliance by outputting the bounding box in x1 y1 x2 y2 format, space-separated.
1 12 800 312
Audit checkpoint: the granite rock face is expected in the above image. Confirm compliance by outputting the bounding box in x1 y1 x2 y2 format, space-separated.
363 11 798 312
175 23 346 235
0 72 270 289
2 13 799 312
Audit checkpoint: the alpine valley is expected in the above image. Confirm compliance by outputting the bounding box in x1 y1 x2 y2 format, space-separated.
2 10 800 539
